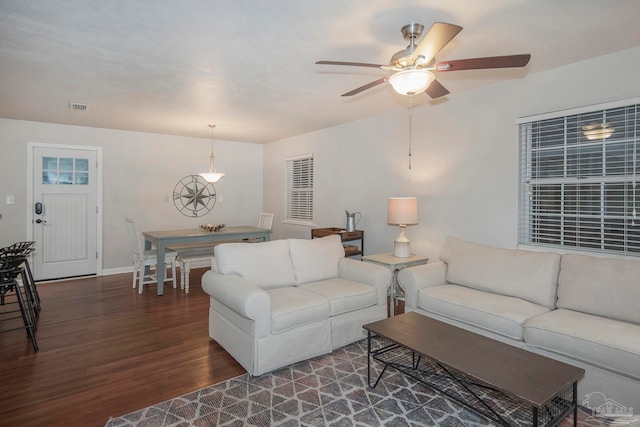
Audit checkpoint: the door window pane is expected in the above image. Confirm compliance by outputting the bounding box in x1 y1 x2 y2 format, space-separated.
59 158 74 171
59 172 73 185
75 158 89 172
43 171 57 184
43 157 57 170
75 172 89 185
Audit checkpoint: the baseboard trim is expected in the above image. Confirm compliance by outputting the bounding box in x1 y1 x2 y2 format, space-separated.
102 266 132 276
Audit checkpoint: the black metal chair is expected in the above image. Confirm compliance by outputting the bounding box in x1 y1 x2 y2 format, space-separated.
0 241 40 314
0 254 38 351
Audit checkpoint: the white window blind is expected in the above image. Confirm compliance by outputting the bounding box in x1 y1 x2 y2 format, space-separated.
285 154 314 223
518 102 640 256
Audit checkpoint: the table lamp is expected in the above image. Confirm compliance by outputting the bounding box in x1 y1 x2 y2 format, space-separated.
388 197 418 258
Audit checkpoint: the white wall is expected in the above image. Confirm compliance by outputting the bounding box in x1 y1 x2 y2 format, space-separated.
2 46 639 274
264 46 640 261
0 120 263 272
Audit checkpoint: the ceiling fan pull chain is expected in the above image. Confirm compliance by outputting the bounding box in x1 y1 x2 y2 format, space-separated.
408 95 413 170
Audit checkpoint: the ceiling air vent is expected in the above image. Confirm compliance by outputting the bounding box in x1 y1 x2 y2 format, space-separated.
69 103 89 111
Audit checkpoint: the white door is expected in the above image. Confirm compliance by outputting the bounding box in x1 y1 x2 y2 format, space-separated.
32 146 99 280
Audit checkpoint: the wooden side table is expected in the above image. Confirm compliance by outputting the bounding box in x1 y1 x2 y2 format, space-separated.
362 252 429 316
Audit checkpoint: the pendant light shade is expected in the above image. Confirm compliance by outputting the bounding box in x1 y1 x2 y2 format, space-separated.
199 124 225 183
199 171 225 183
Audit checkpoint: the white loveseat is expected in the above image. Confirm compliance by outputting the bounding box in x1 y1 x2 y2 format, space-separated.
398 236 640 412
201 235 392 376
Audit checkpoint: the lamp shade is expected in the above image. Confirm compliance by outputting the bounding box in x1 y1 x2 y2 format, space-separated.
388 70 435 95
388 197 418 225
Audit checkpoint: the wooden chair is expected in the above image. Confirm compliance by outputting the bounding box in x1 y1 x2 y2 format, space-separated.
125 218 177 294
258 212 274 230
244 212 274 243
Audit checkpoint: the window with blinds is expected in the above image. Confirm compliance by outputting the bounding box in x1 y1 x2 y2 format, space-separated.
518 101 640 256
285 154 314 223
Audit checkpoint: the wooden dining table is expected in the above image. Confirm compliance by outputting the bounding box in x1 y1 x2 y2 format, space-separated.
142 226 271 295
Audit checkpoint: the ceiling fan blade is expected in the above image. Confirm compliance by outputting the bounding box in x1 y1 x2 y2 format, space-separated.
425 79 449 99
341 77 388 96
316 60 385 69
411 22 463 65
435 54 531 71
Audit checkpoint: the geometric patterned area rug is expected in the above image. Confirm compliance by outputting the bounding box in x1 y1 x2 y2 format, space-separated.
105 340 613 427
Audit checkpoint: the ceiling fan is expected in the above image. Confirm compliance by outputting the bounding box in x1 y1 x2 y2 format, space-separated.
316 22 531 99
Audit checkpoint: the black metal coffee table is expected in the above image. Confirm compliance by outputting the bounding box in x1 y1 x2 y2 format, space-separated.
363 312 584 427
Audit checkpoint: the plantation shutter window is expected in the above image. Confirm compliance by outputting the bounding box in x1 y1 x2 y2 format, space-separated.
518 99 640 256
285 154 314 223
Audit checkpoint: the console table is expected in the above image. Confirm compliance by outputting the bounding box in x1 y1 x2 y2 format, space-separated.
311 227 363 258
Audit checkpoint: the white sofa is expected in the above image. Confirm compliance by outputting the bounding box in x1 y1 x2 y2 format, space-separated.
398 236 640 413
201 235 392 376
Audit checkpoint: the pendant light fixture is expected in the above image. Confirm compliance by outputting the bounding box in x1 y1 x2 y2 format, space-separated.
199 124 225 183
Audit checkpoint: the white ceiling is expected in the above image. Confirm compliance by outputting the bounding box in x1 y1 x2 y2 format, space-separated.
1 0 640 143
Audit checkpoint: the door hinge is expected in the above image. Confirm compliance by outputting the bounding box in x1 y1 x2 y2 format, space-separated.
96 206 99 214
96 251 99 259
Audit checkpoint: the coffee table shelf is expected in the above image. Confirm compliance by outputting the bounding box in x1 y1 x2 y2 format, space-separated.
364 313 584 427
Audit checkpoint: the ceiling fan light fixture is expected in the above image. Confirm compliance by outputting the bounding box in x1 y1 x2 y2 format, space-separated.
389 69 435 95
582 123 615 140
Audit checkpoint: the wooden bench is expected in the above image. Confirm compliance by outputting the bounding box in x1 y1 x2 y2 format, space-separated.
166 242 233 293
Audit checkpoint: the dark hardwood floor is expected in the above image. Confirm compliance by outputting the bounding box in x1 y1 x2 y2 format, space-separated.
0 269 245 427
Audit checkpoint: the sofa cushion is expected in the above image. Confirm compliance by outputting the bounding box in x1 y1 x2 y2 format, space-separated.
418 284 550 341
288 235 344 285
214 240 296 289
299 278 377 316
524 309 640 380
439 237 560 309
266 287 330 334
557 254 640 324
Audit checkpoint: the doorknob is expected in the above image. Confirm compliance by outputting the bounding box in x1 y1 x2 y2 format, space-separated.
35 218 47 224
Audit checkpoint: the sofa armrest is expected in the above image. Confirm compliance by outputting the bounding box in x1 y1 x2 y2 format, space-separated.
201 270 271 321
397 261 448 310
338 258 393 306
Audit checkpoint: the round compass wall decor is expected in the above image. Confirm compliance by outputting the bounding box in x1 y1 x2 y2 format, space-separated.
173 175 217 217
